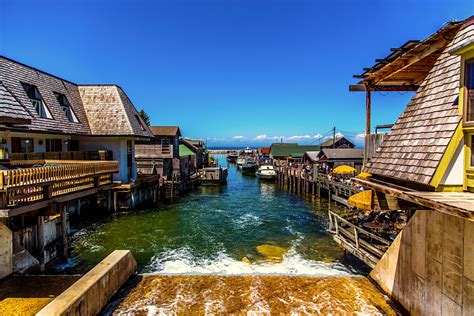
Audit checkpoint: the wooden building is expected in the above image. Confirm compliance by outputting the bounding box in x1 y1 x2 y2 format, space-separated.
320 136 354 149
317 148 364 174
0 55 155 279
135 126 181 180
181 139 208 169
270 143 320 163
179 144 196 178
346 17 474 314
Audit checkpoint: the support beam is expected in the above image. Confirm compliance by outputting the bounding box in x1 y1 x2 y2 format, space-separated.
61 206 68 258
349 84 419 92
366 89 371 136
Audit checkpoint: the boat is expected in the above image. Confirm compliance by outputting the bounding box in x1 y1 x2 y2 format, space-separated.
256 164 277 180
226 151 238 163
236 156 246 169
243 147 253 155
241 157 257 174
201 167 228 185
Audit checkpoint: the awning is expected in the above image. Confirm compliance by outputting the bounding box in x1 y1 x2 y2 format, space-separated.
348 190 373 211
333 165 356 175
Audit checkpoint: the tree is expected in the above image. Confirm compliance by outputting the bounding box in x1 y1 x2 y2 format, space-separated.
138 109 150 126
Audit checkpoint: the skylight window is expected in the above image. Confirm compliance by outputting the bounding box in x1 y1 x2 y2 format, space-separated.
54 92 79 123
21 82 52 119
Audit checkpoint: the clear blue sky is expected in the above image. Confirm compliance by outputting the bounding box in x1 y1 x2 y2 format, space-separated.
1 0 472 147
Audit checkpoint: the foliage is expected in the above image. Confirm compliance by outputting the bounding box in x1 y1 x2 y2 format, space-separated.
138 109 150 126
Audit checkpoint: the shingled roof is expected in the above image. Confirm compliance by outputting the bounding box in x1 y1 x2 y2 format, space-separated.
0 81 32 123
364 21 474 187
149 126 181 137
0 56 153 138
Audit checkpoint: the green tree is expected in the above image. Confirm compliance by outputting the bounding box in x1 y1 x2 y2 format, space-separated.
138 109 150 126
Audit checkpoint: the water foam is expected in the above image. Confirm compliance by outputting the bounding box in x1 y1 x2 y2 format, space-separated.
142 246 353 276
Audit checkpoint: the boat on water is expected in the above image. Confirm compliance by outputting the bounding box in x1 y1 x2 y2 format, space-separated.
226 151 239 163
241 157 258 174
201 167 228 185
256 164 277 180
243 147 253 155
236 156 246 169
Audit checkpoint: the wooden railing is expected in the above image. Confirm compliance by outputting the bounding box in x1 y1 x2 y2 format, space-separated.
328 210 391 267
0 161 119 208
9 150 113 162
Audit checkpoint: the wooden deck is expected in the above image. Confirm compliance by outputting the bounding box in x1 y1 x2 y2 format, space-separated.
353 178 474 221
0 161 119 217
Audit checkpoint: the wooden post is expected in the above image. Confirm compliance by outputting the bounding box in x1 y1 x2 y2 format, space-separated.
37 216 45 271
354 227 359 250
61 206 68 258
365 89 371 159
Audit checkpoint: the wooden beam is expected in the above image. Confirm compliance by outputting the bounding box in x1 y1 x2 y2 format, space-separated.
368 38 449 84
349 84 419 92
366 89 371 136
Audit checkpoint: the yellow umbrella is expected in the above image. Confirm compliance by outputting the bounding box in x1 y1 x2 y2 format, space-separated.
348 190 372 211
333 165 356 175
357 172 372 180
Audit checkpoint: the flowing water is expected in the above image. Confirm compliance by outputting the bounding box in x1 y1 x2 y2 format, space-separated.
60 155 397 314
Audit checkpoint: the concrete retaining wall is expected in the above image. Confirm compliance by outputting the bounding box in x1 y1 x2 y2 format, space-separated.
370 210 474 315
37 250 137 316
0 222 12 279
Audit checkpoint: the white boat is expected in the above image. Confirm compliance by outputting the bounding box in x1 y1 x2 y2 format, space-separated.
236 156 246 168
243 147 253 155
256 164 277 180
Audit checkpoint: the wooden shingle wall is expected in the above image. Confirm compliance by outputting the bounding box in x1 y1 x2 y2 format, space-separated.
365 24 474 186
78 85 152 137
0 82 32 121
0 57 91 134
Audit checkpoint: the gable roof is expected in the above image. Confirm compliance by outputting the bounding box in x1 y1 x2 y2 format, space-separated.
364 19 474 187
0 81 32 123
149 126 181 137
303 151 320 162
320 137 354 148
321 148 364 160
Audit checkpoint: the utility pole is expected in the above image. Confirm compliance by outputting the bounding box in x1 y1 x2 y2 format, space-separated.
333 126 336 148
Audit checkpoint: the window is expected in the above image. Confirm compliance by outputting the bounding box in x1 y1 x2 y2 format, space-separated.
53 92 79 123
465 59 474 122
21 83 52 119
161 138 170 154
135 114 146 131
11 137 34 153
45 139 62 152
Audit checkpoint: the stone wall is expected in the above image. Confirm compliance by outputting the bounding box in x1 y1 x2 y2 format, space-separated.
370 210 474 315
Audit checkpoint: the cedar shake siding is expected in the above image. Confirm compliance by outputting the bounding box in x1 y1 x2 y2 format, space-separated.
365 24 474 186
78 85 153 138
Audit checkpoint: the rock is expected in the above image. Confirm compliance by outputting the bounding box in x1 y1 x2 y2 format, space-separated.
256 245 287 262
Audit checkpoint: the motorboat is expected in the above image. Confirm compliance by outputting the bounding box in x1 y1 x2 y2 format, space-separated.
243 147 253 155
236 156 246 169
201 167 228 185
226 151 239 163
256 164 277 180
241 157 258 174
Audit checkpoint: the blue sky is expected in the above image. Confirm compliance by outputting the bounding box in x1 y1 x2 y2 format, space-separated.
1 0 472 147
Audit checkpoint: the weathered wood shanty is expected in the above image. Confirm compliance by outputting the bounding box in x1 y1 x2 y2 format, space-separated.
135 126 181 180
345 16 474 315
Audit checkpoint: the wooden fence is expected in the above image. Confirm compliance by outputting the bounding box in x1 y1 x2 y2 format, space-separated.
328 210 391 268
0 161 118 208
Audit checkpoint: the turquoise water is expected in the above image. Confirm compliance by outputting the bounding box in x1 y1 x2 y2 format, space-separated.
64 155 367 276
